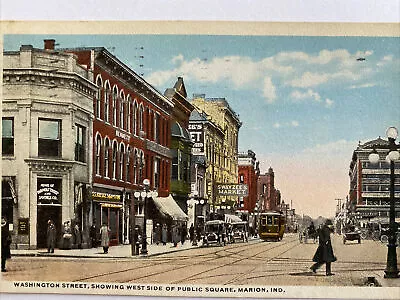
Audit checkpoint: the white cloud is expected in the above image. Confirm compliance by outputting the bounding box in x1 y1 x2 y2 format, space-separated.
273 123 281 128
171 54 184 64
289 72 330 88
325 98 334 108
262 77 277 103
291 120 299 127
290 89 321 102
348 83 376 89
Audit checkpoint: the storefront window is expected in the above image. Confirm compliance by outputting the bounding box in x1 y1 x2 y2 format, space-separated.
38 119 61 157
2 118 14 156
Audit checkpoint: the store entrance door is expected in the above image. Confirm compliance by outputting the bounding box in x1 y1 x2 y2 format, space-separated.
37 205 61 248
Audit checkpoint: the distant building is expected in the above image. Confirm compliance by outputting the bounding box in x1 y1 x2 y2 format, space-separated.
2 41 97 249
238 150 260 214
258 167 281 212
349 138 400 226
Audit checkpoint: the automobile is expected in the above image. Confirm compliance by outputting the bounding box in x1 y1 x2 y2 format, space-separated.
229 221 249 243
203 220 227 247
343 225 361 244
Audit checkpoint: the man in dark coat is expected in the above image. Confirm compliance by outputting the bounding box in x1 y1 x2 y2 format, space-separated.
47 219 56 253
1 217 12 272
310 219 336 276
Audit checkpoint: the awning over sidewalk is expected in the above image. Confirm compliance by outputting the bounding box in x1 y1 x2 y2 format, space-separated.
152 195 188 221
225 214 243 223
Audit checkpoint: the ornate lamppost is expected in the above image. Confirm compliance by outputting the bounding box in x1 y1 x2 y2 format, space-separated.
368 126 399 278
140 178 151 255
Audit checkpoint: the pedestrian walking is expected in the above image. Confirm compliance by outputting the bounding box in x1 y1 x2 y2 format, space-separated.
181 224 187 245
74 223 82 249
90 221 98 248
62 221 72 249
1 216 12 272
161 224 168 246
46 219 56 253
172 224 179 247
189 224 194 243
310 219 336 276
100 222 110 254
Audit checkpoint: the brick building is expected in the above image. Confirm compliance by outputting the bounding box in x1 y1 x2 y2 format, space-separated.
65 43 175 245
238 150 260 214
258 167 281 212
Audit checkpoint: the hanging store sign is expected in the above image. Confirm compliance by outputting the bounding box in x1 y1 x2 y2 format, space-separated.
217 184 248 196
18 218 29 235
188 123 204 154
37 183 59 202
92 191 121 202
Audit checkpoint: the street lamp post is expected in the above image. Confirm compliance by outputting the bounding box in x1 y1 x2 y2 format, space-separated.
140 178 150 255
368 126 399 279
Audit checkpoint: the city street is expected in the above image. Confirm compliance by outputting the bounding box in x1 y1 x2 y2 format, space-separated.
2 234 398 287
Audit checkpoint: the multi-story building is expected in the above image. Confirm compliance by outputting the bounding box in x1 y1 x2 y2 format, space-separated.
238 150 260 214
349 138 400 226
65 43 178 245
258 167 281 212
191 95 242 214
2 41 97 249
164 77 194 213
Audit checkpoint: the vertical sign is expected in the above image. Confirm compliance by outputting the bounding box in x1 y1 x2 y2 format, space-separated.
188 123 204 155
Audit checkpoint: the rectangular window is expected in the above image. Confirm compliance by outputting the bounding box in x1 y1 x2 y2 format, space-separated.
171 149 178 180
38 119 61 157
154 157 160 189
2 118 14 156
75 124 86 162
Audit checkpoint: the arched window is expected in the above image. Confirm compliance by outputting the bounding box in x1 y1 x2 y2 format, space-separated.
120 91 125 129
133 103 138 135
96 76 102 119
127 96 131 133
119 143 125 180
112 86 118 126
139 151 145 183
104 82 110 123
95 135 102 175
104 138 110 178
134 149 138 184
112 141 118 179
139 104 144 134
126 147 131 182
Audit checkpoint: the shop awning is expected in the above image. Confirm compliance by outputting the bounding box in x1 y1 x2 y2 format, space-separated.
152 195 188 221
225 214 243 223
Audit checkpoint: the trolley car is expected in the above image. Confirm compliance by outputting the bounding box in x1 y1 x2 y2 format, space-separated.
258 211 285 241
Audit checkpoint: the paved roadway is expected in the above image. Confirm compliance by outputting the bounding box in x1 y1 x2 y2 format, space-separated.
2 233 398 287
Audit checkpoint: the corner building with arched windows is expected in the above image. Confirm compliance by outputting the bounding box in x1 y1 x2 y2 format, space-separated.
67 46 174 245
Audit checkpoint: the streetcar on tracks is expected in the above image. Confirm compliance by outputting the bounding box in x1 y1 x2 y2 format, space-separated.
258 211 285 241
203 220 228 247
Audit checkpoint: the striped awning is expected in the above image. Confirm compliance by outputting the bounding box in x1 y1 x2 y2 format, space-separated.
152 195 188 221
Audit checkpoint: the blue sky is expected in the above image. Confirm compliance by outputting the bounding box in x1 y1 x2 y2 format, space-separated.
3 34 399 218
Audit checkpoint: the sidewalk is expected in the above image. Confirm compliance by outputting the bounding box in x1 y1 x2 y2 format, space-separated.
11 241 198 259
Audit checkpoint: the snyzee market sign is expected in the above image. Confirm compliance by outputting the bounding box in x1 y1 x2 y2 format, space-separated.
217 184 248 196
188 123 204 154
37 183 59 201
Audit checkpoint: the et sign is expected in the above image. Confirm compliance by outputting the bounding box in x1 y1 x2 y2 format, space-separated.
188 123 204 154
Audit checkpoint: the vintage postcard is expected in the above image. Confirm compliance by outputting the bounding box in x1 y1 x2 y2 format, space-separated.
0 21 399 300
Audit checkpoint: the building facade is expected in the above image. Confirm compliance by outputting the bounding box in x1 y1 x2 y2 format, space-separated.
165 77 194 213
257 167 281 212
66 44 176 245
191 95 241 214
238 150 260 214
2 42 97 249
349 138 400 226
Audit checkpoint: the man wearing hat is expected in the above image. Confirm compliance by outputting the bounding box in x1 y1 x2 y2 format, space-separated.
1 216 12 272
310 219 336 276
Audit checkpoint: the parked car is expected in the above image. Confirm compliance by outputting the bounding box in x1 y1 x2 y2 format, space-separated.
229 221 249 243
203 220 227 247
343 225 361 244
